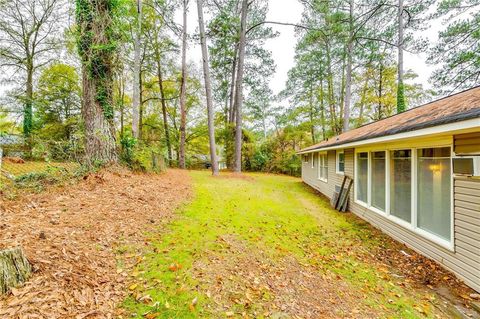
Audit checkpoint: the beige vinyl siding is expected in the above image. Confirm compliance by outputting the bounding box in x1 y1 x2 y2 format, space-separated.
454 132 480 155
301 150 344 199
301 145 480 292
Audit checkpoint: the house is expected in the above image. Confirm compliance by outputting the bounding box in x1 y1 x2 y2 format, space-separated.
298 86 480 292
0 134 25 157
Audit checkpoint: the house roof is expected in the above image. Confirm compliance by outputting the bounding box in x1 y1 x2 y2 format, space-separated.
0 134 23 146
298 86 480 154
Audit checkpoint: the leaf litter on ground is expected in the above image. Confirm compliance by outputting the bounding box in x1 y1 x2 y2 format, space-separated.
0 167 191 318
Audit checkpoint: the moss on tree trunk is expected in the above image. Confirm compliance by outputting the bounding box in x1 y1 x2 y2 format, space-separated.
0 247 32 294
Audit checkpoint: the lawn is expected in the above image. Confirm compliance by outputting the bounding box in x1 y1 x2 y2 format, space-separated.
121 171 450 318
1 161 79 177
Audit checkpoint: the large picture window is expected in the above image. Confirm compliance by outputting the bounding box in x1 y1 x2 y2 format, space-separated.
390 150 412 223
352 145 453 248
356 152 369 203
417 147 451 241
371 151 386 212
318 153 328 182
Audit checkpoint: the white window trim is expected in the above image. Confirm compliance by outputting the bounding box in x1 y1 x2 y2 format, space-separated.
370 150 387 213
353 144 454 251
336 150 345 175
317 152 328 183
354 151 369 205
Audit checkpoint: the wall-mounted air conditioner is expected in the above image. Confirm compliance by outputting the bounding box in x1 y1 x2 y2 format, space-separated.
453 157 480 176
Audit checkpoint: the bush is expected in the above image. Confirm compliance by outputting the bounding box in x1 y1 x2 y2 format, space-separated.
242 131 302 176
120 137 166 173
30 135 84 162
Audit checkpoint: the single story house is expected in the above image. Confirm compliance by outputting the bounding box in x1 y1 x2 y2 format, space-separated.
0 134 25 157
298 86 480 292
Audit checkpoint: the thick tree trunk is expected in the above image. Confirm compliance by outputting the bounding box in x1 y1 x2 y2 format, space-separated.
81 65 118 164
233 0 248 173
179 0 188 169
157 59 172 166
132 0 142 139
77 0 118 164
343 0 354 132
0 247 32 295
397 0 406 113
197 0 219 175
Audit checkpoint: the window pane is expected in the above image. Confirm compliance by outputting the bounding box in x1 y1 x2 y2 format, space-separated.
317 154 328 180
390 150 411 222
417 147 451 241
357 152 368 203
338 153 345 172
372 151 386 211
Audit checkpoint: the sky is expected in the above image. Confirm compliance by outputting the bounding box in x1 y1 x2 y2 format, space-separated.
180 0 439 98
0 1 440 100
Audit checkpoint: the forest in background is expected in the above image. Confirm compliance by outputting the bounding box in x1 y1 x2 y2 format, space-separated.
0 0 479 176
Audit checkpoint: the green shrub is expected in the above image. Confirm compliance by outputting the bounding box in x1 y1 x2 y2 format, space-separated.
120 138 166 173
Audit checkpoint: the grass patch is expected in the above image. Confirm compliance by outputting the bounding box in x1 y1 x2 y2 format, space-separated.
122 171 435 318
1 161 83 195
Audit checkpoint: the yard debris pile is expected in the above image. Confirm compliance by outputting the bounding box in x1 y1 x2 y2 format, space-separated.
0 168 191 318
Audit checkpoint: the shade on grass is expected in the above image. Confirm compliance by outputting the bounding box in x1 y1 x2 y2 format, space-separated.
122 171 436 318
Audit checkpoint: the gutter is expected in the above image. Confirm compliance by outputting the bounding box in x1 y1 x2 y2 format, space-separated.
297 116 480 154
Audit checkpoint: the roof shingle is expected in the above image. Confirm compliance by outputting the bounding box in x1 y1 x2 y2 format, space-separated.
299 86 480 153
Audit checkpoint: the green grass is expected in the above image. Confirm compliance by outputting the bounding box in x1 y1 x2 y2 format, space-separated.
2 161 79 177
1 161 82 195
122 171 435 318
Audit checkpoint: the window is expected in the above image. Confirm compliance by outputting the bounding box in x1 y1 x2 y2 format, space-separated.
353 145 453 248
356 152 369 203
318 153 328 182
336 151 345 174
371 151 386 212
390 150 412 223
303 154 309 163
417 147 451 241
311 153 315 168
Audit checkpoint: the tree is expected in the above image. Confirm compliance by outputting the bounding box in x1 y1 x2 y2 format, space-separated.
76 0 119 164
396 0 406 113
132 0 142 139
429 0 480 92
0 0 63 139
36 63 81 139
197 0 219 175
343 0 354 131
140 0 180 165
283 0 432 143
207 0 277 169
179 0 188 169
233 0 248 173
